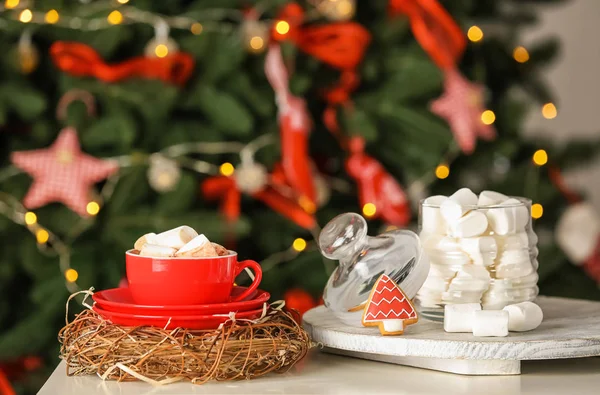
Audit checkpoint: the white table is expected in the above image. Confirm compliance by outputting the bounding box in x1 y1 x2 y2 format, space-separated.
39 352 600 395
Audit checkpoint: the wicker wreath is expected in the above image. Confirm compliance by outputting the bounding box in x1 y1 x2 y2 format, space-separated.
58 291 312 385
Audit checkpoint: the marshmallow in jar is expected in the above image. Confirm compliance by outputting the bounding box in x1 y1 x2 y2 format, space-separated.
415 189 539 320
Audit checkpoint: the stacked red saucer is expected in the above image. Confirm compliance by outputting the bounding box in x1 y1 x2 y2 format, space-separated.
92 286 270 330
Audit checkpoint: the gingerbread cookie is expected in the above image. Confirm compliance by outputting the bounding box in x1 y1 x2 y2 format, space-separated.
361 274 418 336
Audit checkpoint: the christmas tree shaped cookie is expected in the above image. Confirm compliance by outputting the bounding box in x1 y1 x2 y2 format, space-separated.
362 274 418 335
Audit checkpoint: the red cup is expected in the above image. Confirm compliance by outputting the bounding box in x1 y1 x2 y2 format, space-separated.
125 250 262 305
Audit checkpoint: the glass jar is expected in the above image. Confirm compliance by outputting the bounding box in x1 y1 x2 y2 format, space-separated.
319 213 430 326
415 197 539 321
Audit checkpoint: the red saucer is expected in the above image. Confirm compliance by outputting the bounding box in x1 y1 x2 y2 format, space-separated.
93 304 264 330
93 286 270 316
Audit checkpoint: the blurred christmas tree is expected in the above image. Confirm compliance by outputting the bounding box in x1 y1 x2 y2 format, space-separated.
1 0 599 392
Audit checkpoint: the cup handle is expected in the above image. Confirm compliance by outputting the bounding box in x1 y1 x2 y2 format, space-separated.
231 260 263 302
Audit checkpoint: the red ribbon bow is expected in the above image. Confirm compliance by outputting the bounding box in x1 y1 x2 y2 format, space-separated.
345 137 411 226
201 175 316 230
50 42 194 85
388 0 465 69
273 3 370 70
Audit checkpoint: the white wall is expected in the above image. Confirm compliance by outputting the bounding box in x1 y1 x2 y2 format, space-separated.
523 0 600 207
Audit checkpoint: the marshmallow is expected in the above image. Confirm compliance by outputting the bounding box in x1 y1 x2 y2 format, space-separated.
212 242 229 256
459 236 497 266
503 302 543 332
440 188 478 222
486 199 529 235
415 294 442 308
421 273 450 292
443 303 481 332
457 264 491 280
154 226 198 249
429 263 459 281
421 195 448 234
134 233 157 251
139 244 177 257
478 191 509 206
448 264 490 292
422 234 458 252
494 233 534 279
175 234 218 257
472 310 509 337
421 234 471 266
531 258 539 271
495 250 534 279
496 232 530 251
449 211 488 238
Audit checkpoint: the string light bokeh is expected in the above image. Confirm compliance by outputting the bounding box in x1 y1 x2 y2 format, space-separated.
513 46 530 63
467 25 483 42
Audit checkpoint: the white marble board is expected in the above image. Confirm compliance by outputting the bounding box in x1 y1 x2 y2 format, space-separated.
302 296 600 375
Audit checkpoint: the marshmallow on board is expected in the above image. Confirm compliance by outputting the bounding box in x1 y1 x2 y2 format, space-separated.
472 310 509 337
503 301 543 332
443 303 481 333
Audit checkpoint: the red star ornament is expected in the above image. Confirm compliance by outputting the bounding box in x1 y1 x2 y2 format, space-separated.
430 68 496 154
11 128 118 216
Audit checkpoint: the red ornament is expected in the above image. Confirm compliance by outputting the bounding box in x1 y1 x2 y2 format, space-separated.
346 137 410 226
293 24 371 71
430 69 496 154
284 288 317 317
388 0 465 69
201 174 316 230
50 42 194 85
362 274 418 335
265 44 316 205
11 128 118 216
0 370 14 395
